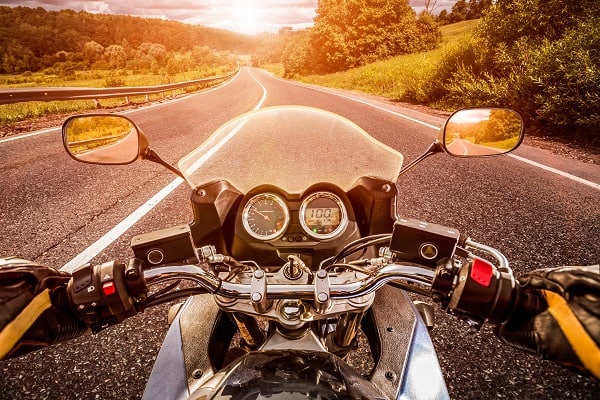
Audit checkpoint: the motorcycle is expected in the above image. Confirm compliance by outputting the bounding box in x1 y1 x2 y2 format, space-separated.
58 105 527 399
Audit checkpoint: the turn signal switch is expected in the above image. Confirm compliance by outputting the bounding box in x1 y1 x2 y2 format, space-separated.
432 257 518 329
68 259 147 333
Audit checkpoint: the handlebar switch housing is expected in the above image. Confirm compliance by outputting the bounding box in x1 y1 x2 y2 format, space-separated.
68 260 146 333
389 218 460 268
435 257 517 328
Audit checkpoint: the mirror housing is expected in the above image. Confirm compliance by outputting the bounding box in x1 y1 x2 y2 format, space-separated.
439 108 524 157
62 114 147 165
62 114 184 178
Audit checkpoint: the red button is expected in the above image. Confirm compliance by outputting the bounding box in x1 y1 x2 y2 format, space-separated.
470 258 493 287
102 281 116 296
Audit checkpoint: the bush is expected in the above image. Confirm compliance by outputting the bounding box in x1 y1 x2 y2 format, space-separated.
422 2 600 142
103 73 125 87
527 20 600 138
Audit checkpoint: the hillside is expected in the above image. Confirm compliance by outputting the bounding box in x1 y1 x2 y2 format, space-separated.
293 20 478 102
0 6 256 74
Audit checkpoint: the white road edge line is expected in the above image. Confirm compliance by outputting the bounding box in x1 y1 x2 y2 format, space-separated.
258 70 441 130
61 69 267 272
508 154 600 191
0 126 59 143
61 177 184 272
259 71 599 190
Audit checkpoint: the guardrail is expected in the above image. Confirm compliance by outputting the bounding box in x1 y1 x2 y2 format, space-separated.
0 70 237 106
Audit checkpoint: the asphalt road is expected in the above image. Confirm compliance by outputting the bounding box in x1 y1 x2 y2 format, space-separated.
1 67 599 399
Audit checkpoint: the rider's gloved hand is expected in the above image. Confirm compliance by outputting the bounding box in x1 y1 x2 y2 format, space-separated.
0 257 88 359
494 265 600 380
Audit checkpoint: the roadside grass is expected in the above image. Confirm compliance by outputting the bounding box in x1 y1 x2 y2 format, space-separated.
265 20 478 106
261 63 285 77
0 67 232 126
482 136 522 151
0 93 184 125
0 67 229 88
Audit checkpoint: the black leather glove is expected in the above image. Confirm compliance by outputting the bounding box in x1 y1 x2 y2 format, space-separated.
494 265 600 380
0 257 88 359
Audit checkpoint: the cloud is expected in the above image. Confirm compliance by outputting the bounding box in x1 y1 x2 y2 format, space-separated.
0 0 319 34
0 1 457 34
409 0 456 14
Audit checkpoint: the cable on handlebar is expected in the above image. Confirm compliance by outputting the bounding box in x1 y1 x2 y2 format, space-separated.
324 262 373 275
328 234 392 265
388 280 431 296
141 287 210 308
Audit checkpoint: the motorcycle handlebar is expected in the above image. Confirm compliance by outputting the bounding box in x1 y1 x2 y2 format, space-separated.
143 262 435 300
66 250 543 333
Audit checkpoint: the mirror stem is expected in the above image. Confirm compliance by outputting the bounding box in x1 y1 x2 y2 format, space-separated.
143 148 185 179
397 141 444 178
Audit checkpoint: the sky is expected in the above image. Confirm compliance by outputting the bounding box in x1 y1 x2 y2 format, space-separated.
0 1 457 35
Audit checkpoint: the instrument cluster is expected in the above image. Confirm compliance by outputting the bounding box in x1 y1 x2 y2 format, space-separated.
241 190 349 244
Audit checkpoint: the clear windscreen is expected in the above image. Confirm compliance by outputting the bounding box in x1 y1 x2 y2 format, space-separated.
178 106 403 193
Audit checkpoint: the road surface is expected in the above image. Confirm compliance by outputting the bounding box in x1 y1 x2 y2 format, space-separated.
1 67 598 399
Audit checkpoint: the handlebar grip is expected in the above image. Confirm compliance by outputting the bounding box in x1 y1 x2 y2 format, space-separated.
48 288 89 342
512 283 547 317
2 287 89 360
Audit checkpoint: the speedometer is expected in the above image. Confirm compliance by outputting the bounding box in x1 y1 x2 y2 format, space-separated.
300 192 348 240
242 193 290 241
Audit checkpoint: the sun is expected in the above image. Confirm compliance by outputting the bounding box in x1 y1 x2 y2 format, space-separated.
230 1 269 34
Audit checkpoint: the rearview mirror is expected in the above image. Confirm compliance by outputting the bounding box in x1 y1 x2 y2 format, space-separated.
62 115 142 164
441 108 524 157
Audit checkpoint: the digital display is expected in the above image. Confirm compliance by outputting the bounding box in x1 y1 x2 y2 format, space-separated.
300 192 348 239
304 207 341 234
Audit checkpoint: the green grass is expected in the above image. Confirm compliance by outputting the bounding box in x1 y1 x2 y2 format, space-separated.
280 20 478 104
0 67 231 88
481 136 521 151
0 92 191 125
261 64 285 77
438 20 477 44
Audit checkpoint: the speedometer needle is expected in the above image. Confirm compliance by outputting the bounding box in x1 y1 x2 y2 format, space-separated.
254 209 270 220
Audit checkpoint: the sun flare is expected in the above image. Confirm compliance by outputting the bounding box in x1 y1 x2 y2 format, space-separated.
230 1 269 34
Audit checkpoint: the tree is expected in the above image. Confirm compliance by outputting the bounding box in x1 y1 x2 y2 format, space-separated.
466 0 492 19
282 31 312 77
136 42 167 67
82 41 104 63
449 0 468 22
191 45 218 67
422 0 440 15
436 9 449 24
430 0 600 140
441 0 491 24
477 0 599 45
304 0 441 74
0 5 257 73
480 109 522 143
103 44 126 68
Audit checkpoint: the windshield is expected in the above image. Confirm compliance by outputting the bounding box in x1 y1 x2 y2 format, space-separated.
178 106 403 193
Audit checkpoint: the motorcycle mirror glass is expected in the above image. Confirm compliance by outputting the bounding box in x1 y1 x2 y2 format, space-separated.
441 108 524 157
62 115 141 164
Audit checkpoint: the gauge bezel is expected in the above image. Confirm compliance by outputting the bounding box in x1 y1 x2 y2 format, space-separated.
299 191 348 240
242 193 290 241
